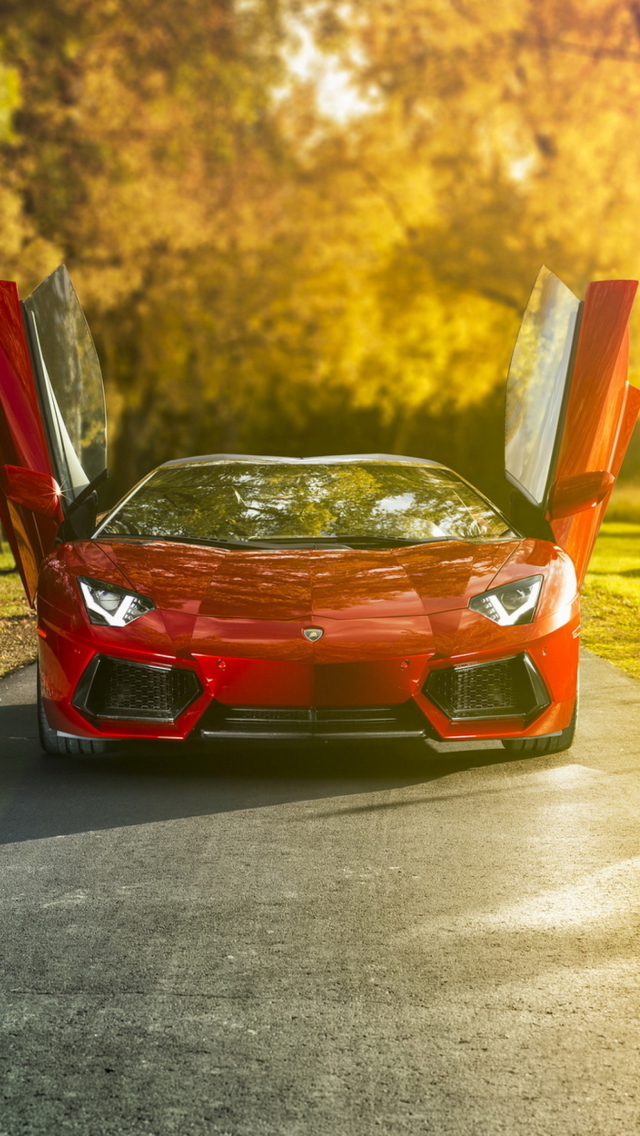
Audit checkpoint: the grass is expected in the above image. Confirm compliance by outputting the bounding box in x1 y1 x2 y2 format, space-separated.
0 549 32 617
1 520 640 680
581 521 640 680
0 547 37 679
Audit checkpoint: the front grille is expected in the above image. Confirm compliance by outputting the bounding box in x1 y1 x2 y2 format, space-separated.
199 701 428 739
224 708 311 724
73 656 202 722
424 654 548 721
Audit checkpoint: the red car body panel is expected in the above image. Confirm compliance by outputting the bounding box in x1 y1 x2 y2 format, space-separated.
93 538 522 619
548 279 639 585
0 264 636 751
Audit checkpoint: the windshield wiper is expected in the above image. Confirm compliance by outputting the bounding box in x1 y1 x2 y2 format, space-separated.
238 534 452 548
96 533 453 550
96 533 276 550
324 534 451 547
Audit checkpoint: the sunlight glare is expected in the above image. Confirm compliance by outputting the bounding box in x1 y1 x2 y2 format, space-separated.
277 15 379 124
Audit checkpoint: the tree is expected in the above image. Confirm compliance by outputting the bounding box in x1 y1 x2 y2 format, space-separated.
1 0 639 503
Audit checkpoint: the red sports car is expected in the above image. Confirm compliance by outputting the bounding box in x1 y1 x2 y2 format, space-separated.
0 265 637 757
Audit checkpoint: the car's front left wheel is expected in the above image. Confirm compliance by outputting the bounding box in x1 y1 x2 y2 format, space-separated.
500 700 577 757
37 664 107 757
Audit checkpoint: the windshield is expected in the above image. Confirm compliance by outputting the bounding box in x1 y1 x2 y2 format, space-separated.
96 461 515 547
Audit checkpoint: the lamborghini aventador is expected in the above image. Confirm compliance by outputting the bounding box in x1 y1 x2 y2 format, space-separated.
0 264 636 757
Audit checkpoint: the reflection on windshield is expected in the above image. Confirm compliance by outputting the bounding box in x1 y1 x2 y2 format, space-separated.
97 461 515 546
505 266 580 508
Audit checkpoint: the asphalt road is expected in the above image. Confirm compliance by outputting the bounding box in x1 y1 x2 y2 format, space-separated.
1 652 640 1136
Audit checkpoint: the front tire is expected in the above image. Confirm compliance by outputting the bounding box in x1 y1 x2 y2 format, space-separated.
37 664 107 757
501 701 577 757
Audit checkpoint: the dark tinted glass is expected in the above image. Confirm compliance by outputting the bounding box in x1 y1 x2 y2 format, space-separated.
24 265 107 498
98 461 514 545
505 266 580 507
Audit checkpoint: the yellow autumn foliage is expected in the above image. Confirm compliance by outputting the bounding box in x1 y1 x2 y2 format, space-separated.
0 0 639 498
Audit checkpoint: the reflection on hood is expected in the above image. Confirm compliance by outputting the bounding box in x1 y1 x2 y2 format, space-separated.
97 538 522 619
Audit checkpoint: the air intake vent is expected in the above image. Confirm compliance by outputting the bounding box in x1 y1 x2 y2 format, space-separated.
424 654 548 721
198 701 429 740
73 656 202 722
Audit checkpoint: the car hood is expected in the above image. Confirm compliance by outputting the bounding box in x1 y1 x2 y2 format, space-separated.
94 538 522 619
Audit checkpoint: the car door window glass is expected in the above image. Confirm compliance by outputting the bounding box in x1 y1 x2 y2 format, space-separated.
505 266 580 507
23 265 106 500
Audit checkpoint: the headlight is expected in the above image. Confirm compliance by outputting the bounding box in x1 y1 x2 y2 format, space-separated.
78 576 155 627
468 575 543 626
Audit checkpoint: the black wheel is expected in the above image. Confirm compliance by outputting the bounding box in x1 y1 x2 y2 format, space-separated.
37 664 107 757
501 701 578 757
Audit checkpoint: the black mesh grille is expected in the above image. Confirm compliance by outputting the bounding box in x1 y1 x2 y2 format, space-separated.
199 701 428 738
75 656 202 722
225 708 311 723
425 655 547 720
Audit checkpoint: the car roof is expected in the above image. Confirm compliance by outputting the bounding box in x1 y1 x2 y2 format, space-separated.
160 453 444 468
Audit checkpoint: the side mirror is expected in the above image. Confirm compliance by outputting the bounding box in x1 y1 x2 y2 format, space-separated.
547 470 615 521
0 464 62 518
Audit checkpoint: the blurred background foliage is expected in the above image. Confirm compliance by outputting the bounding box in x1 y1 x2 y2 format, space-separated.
1 0 640 509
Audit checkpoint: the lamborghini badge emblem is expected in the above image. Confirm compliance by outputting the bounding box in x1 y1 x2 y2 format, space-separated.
302 627 324 642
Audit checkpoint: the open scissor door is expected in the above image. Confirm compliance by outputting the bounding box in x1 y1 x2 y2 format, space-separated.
0 265 107 604
505 266 638 586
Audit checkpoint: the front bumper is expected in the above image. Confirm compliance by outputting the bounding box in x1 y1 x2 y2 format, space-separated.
37 598 580 744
